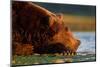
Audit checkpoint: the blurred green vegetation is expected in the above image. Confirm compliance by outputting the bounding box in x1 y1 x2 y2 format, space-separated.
63 14 96 32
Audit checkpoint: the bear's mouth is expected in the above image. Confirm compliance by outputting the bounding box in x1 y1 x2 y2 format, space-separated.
34 43 77 56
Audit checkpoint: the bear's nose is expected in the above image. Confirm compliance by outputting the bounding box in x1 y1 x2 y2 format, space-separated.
77 40 81 46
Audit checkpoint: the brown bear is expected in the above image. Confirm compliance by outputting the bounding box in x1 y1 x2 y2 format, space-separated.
12 1 80 55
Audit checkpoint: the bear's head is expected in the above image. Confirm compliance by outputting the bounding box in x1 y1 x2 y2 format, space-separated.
12 1 80 55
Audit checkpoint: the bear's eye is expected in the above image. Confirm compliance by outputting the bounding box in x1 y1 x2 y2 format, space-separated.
65 27 69 31
41 17 49 26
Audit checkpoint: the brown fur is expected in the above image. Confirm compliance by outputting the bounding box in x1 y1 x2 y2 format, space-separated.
12 1 80 55
13 42 33 55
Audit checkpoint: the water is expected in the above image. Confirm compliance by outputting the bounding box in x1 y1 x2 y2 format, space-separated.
72 32 96 62
74 32 96 53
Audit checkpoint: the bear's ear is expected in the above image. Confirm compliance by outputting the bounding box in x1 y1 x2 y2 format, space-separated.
56 13 63 21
